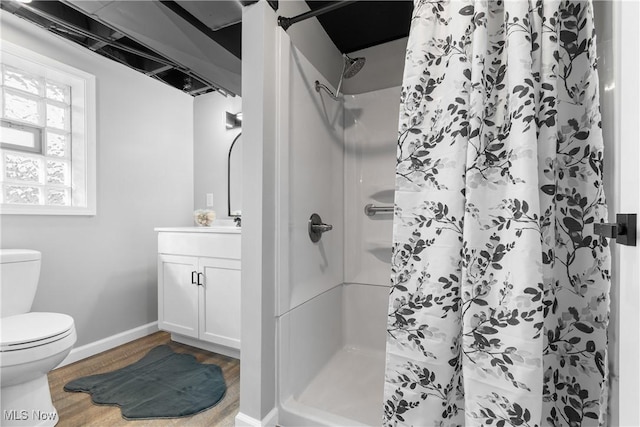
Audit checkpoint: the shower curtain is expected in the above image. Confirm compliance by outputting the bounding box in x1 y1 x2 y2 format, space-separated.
384 1 610 426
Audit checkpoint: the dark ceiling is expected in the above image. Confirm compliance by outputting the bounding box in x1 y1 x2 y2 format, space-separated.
1 0 412 96
159 1 242 59
305 1 412 53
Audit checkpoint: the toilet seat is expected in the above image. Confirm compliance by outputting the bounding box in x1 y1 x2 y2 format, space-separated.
1 312 74 351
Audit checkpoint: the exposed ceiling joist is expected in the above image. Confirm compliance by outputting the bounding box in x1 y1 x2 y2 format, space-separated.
64 0 241 95
1 1 412 97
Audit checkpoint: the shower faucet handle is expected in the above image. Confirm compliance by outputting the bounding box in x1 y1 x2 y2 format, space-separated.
312 223 333 232
308 213 333 243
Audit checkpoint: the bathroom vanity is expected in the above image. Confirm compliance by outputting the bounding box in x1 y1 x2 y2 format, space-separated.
155 226 241 359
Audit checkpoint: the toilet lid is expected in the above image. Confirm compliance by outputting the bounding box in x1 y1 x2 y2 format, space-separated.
1 312 74 351
0 249 41 263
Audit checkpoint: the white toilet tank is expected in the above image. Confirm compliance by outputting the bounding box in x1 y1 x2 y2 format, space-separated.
0 250 41 317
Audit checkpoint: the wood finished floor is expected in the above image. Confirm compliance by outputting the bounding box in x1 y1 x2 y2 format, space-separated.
48 331 239 426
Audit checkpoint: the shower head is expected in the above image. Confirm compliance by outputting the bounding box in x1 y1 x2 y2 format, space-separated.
314 53 366 101
342 54 366 78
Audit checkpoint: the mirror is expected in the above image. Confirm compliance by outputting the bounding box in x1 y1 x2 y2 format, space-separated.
228 132 242 217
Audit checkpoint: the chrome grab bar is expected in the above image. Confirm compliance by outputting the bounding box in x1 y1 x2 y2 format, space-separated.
364 203 394 216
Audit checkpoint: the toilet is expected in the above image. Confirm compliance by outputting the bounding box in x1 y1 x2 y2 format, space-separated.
0 250 76 427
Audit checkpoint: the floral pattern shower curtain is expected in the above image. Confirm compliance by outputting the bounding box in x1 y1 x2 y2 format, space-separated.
384 1 611 426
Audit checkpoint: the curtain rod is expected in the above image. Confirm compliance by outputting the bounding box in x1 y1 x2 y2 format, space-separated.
277 0 359 31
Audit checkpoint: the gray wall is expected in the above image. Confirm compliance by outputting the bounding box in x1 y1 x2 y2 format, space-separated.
0 11 194 347
193 92 242 218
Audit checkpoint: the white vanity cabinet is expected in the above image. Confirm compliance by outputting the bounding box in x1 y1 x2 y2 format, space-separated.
155 227 241 359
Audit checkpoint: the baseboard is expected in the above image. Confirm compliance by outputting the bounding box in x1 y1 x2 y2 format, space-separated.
56 321 159 368
235 408 278 427
171 333 240 360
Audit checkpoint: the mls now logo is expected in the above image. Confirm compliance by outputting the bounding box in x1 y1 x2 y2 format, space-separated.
4 410 57 422
3 410 28 421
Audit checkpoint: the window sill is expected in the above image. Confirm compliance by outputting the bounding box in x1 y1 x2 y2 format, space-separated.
0 204 96 216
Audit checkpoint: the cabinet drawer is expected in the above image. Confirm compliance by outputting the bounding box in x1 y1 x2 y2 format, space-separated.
158 232 241 259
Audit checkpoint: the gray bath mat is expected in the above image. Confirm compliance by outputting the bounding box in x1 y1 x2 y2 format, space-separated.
64 345 226 420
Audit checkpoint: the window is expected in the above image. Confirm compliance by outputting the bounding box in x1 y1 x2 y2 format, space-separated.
0 42 96 215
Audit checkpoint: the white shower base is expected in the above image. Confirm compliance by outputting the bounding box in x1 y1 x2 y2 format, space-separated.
278 283 388 426
297 346 385 425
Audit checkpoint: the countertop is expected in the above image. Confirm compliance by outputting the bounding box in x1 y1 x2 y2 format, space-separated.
154 226 241 234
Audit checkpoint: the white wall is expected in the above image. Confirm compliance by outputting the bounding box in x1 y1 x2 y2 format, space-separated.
237 2 279 424
342 38 408 95
344 86 400 286
193 92 242 218
278 1 343 90
614 3 640 424
277 43 344 314
0 11 194 347
278 285 343 403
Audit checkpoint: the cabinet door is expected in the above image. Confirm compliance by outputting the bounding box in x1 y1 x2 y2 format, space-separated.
158 254 199 338
199 257 241 349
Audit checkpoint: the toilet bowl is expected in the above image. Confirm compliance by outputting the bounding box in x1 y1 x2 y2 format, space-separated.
0 250 76 427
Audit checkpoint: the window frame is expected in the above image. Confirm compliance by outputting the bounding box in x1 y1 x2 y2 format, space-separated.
0 41 96 215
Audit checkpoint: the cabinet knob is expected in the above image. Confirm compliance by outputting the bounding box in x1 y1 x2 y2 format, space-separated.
191 271 197 285
197 272 205 287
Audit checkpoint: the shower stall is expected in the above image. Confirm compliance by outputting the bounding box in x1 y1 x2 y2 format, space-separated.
273 31 401 426
236 0 629 425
